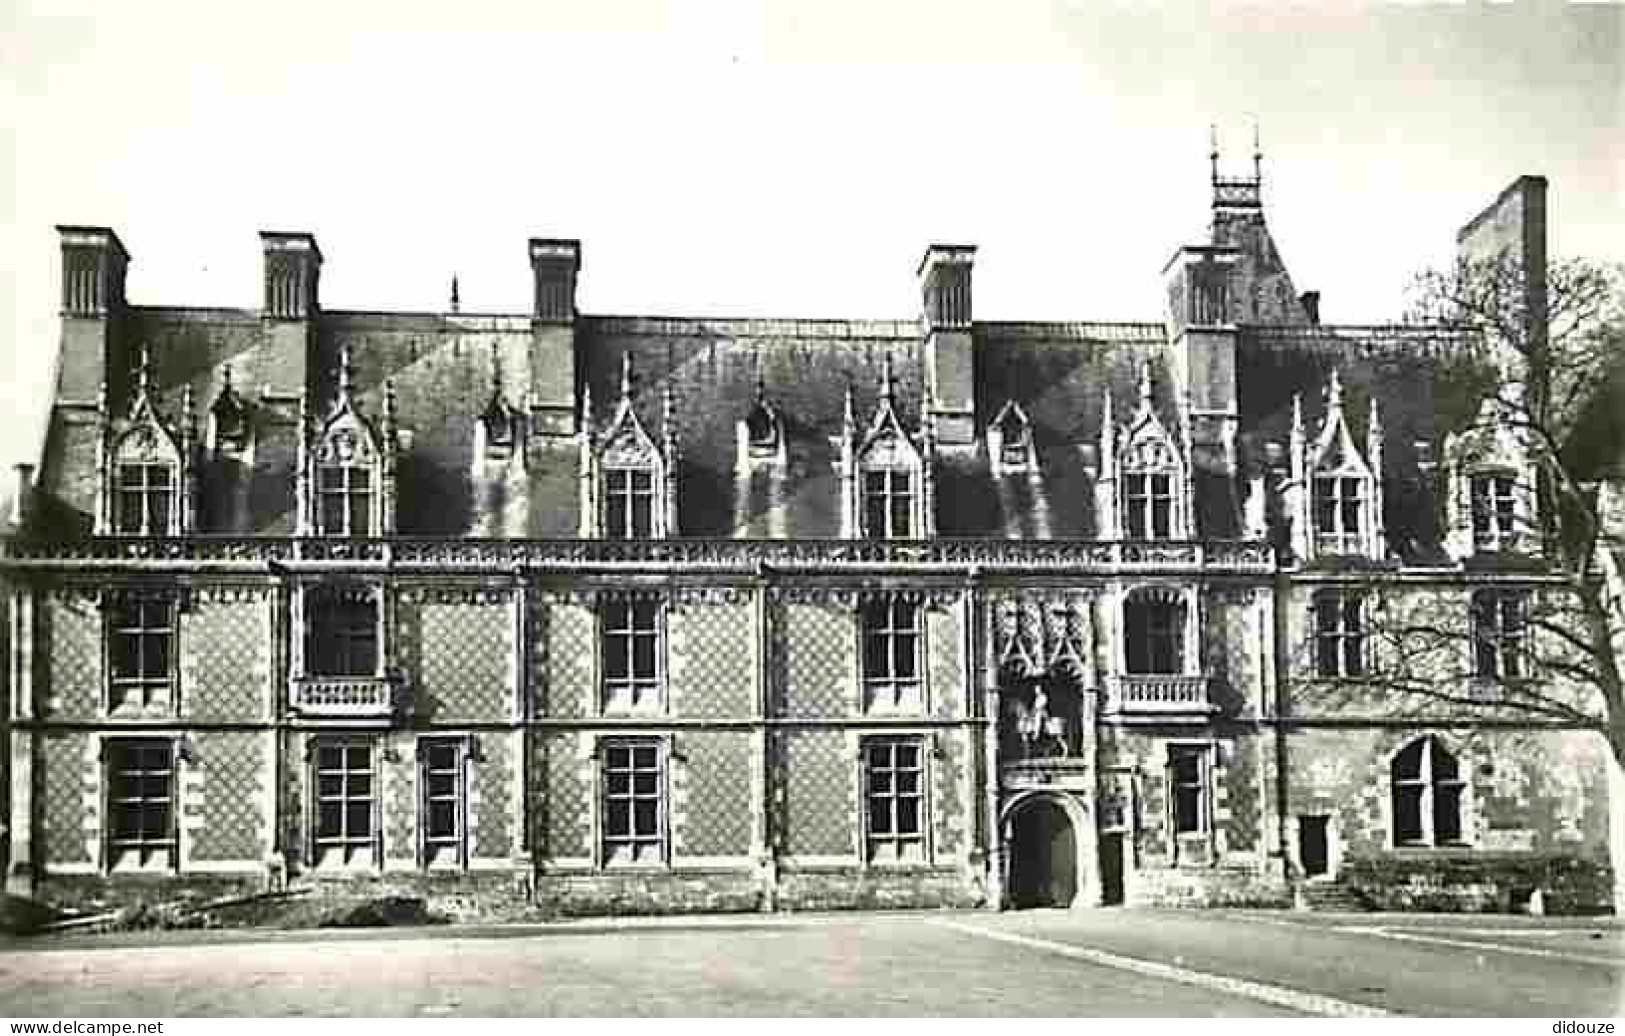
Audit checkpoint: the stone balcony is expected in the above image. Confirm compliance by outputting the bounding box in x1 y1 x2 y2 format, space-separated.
1101 674 1215 721
290 676 400 719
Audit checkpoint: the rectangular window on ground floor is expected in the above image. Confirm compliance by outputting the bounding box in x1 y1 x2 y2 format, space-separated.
864 737 926 865
105 738 175 870
601 739 665 866
312 737 376 868
1167 744 1210 837
419 737 467 868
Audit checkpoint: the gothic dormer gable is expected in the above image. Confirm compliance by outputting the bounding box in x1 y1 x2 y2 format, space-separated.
1308 391 1375 482
1291 369 1385 561
857 356 922 470
1442 387 1536 559
302 345 395 537
208 366 251 455
598 391 663 469
103 343 191 537
580 354 677 539
1102 361 1193 540
987 399 1035 476
476 345 523 463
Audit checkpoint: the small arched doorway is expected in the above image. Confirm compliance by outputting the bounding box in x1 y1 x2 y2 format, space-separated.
1007 797 1079 908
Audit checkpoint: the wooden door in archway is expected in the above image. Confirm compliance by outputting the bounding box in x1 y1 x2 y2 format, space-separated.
1008 799 1078 908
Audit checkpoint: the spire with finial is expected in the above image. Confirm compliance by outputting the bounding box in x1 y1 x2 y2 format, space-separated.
661 378 677 457
1290 392 1305 454
842 377 856 440
1367 392 1383 467
336 342 355 405
450 275 460 314
1138 357 1154 412
489 341 504 397
619 352 634 403
754 352 767 406
181 382 196 441
580 379 595 439
1209 123 1220 185
1326 368 1344 416
1251 116 1263 183
382 377 398 440
879 351 895 406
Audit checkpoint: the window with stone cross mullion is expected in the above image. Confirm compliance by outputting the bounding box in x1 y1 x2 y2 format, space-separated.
317 464 373 536
420 738 466 868
1313 475 1364 554
602 740 664 866
864 738 925 864
863 468 914 539
862 597 922 711
1470 472 1519 550
1472 589 1528 680
604 467 656 539
1123 471 1174 539
602 600 661 711
109 597 175 710
1391 737 1465 847
1313 589 1367 678
312 739 376 866
115 462 175 535
105 738 175 869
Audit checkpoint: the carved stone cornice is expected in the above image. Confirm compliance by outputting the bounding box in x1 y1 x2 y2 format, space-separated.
1 537 1276 575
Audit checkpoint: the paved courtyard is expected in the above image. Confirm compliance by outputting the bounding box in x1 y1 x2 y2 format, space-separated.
0 909 1620 1017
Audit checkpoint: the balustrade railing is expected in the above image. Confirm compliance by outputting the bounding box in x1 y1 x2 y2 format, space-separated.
1104 674 1214 715
290 676 397 718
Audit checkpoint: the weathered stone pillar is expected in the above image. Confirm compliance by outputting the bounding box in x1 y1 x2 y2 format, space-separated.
7 589 34 895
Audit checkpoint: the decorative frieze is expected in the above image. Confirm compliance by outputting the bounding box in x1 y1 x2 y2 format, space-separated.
1 536 1276 574
395 585 516 606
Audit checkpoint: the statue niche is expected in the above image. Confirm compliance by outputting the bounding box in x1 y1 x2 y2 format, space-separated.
1000 675 1083 761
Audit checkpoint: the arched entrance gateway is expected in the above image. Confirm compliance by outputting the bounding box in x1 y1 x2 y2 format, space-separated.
1000 791 1093 909
1007 797 1077 907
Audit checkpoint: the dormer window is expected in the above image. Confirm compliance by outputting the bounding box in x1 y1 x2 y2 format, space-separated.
863 468 915 539
745 399 780 458
477 347 523 463
605 468 656 539
1289 370 1383 561
305 348 392 538
1470 472 1518 551
1124 473 1175 540
988 400 1034 475
846 356 930 540
582 355 676 540
481 402 517 456
1100 362 1191 541
317 459 373 536
209 370 250 454
1443 390 1537 561
1312 475 1365 555
115 459 176 536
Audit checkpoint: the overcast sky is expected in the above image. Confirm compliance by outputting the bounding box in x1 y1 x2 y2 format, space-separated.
2 1 1620 471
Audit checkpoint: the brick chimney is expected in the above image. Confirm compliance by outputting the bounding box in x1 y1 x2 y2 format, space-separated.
919 244 976 448
55 226 129 401
529 238 581 436
258 231 322 400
